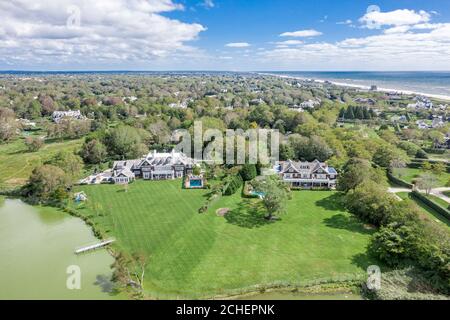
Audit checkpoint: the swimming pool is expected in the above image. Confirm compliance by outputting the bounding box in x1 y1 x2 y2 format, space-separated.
251 191 266 198
189 179 203 188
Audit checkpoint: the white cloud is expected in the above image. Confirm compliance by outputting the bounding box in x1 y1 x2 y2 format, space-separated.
200 0 215 8
225 42 251 48
0 0 206 68
259 21 450 70
359 9 430 29
337 19 352 25
280 29 322 37
383 26 411 34
274 40 303 48
276 40 303 46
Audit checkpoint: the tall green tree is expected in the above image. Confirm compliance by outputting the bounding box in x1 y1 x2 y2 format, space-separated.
251 176 291 220
104 126 148 160
80 138 107 164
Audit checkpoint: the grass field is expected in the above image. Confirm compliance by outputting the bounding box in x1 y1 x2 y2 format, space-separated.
397 192 450 229
425 194 450 209
392 167 450 187
74 180 376 299
0 137 83 190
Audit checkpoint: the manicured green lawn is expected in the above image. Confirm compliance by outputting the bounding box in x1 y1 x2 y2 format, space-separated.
392 167 450 187
425 194 450 209
0 137 83 190
74 180 376 299
397 192 450 229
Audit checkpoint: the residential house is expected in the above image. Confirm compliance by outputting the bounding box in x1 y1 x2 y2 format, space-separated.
276 160 338 189
299 99 321 109
110 150 195 184
52 110 84 123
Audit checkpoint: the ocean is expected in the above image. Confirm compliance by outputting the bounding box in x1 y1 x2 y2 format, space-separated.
267 71 450 100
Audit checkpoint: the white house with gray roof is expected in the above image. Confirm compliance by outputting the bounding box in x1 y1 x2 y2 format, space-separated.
276 159 337 189
52 110 85 123
111 150 195 184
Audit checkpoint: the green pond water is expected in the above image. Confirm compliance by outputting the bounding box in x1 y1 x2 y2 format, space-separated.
0 198 119 300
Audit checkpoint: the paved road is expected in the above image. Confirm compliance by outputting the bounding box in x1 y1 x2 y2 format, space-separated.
388 187 450 204
430 188 450 204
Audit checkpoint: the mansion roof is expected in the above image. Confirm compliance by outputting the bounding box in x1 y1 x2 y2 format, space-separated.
138 150 194 167
112 150 195 178
278 159 337 175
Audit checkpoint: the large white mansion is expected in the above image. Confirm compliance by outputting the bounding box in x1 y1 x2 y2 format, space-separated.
276 159 338 189
111 150 195 184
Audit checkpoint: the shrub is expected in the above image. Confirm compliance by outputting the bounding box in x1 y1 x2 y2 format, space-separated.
345 180 397 226
415 149 428 159
24 136 44 152
240 164 257 181
223 175 243 196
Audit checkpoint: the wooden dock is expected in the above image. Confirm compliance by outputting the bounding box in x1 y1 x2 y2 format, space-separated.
74 239 115 254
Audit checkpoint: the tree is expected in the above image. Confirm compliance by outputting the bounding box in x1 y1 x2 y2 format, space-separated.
26 100 42 119
240 164 257 181
104 126 148 160
80 138 107 164
251 176 291 220
345 180 397 226
372 144 408 168
47 151 83 180
422 161 432 171
0 107 18 142
26 165 70 202
279 142 295 161
46 119 91 140
112 252 148 297
432 163 446 175
355 107 364 119
39 95 56 115
428 130 445 149
147 120 171 145
289 134 333 162
345 106 355 119
24 136 44 152
416 173 438 195
338 158 387 193
369 223 418 266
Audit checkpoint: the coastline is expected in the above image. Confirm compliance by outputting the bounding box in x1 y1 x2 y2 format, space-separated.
260 72 450 102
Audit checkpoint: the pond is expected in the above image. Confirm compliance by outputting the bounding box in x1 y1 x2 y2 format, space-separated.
0 198 120 300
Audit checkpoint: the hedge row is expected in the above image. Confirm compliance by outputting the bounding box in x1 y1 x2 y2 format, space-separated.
411 191 450 220
387 171 413 189
423 148 447 155
223 175 243 196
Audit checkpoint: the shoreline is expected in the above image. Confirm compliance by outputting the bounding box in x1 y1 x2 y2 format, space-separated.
261 72 450 102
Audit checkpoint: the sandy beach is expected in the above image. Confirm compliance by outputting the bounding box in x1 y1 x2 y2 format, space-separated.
261 73 450 102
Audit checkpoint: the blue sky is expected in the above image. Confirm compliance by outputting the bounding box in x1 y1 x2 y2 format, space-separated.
1 0 450 70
